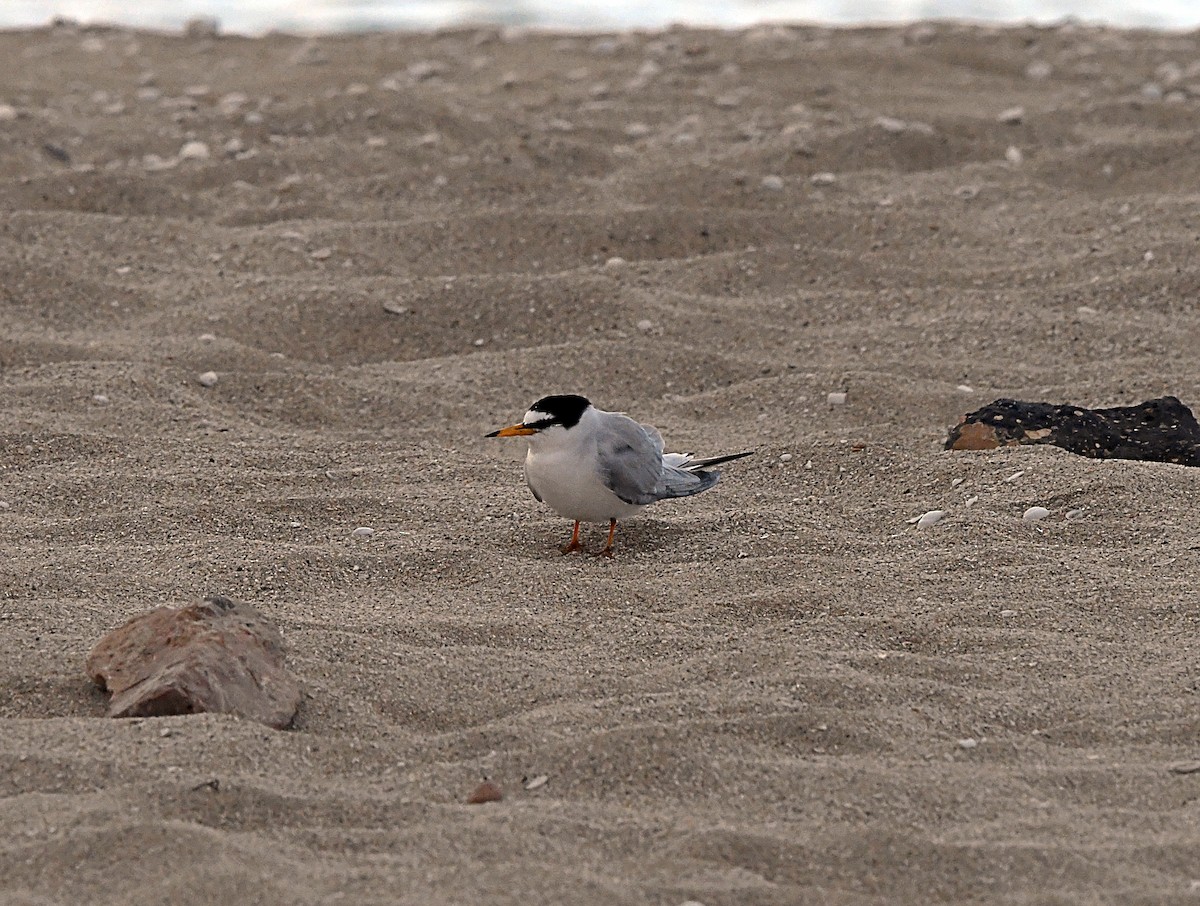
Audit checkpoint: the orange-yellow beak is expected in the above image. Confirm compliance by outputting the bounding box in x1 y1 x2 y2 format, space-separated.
486 423 537 438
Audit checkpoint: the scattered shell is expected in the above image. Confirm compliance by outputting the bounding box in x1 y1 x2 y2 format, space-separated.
915 510 945 528
351 527 375 539
1168 761 1200 775
1004 470 1025 483
196 371 219 387
827 391 847 405
1022 506 1051 522
383 302 408 315
957 384 974 393
1000 609 1017 617
760 174 784 191
467 780 503 804
523 775 549 791
810 172 837 186
964 495 979 508
997 105 1025 124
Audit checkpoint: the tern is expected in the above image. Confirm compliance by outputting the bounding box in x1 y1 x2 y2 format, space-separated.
487 394 752 556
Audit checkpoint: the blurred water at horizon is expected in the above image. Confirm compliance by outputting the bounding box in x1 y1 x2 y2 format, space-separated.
2 0 1197 33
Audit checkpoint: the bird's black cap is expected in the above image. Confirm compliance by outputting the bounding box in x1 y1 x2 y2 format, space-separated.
528 394 590 430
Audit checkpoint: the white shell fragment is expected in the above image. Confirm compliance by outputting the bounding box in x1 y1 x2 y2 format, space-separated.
915 510 945 528
1022 506 1051 522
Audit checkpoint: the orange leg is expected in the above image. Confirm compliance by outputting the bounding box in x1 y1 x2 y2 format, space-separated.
560 520 583 554
595 519 617 558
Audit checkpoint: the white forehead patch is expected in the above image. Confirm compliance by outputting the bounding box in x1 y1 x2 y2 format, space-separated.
522 409 546 426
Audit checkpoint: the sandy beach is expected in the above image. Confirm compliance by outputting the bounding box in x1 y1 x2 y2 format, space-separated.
3 19 1200 904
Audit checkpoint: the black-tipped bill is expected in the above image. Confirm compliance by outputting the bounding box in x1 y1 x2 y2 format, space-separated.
486 423 538 438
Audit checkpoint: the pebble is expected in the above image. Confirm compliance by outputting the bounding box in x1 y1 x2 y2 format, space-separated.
964 495 979 508
997 106 1025 124
198 333 216 342
779 453 793 462
874 115 907 133
760 174 784 191
183 16 220 38
408 60 444 81
351 527 375 539
197 371 219 387
957 384 974 393
1023 506 1051 522
810 172 837 186
383 302 408 315
178 141 210 161
1143 250 1155 263
0 501 9 511
958 738 978 749
1000 609 1017 617
1005 145 1024 165
310 247 333 260
624 122 652 138
1065 508 1085 521
1025 61 1053 80
604 256 627 269
827 391 847 405
523 775 549 791
915 510 945 528
93 394 110 405
1168 761 1200 774
636 319 655 333
0 104 16 122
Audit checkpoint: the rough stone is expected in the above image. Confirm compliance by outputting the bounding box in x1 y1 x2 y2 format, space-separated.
86 595 301 729
946 396 1200 466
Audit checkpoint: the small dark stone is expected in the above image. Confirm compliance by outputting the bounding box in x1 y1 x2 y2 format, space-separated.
42 143 71 164
946 396 1200 466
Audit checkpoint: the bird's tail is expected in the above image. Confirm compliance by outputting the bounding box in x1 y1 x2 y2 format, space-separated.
654 451 753 500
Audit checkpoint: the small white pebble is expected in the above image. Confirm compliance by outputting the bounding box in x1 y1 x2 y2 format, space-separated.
93 394 110 405
1000 609 1017 617
958 738 978 749
1023 506 1051 522
1025 61 1052 80
1143 250 1155 262
636 319 654 333
351 527 375 539
1005 145 1024 165
1004 470 1025 483
198 333 216 342
310 247 333 260
964 495 979 508
874 115 907 133
779 453 793 463
288 521 302 528
196 371 218 387
827 391 847 405
956 384 974 393
810 172 837 186
997 105 1025 124
950 477 964 487
0 501 9 510
1065 508 1085 521
178 140 210 161
915 510 945 528
0 104 17 121
473 338 486 347
804 460 813 470
604 256 626 269
760 174 784 191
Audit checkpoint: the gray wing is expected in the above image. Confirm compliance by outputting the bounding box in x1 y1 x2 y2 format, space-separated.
596 414 664 505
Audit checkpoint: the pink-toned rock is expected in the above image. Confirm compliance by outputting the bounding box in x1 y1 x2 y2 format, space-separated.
86 595 301 729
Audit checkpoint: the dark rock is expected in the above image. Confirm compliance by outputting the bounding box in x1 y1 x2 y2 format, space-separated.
467 780 503 804
86 595 301 729
946 396 1200 466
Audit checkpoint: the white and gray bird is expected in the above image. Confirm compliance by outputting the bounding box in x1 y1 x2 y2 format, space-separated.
487 394 752 556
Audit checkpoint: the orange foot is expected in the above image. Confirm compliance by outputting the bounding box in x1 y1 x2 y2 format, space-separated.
593 519 618 559
560 520 583 554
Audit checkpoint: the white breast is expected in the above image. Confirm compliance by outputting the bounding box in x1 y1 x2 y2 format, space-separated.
524 439 643 523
